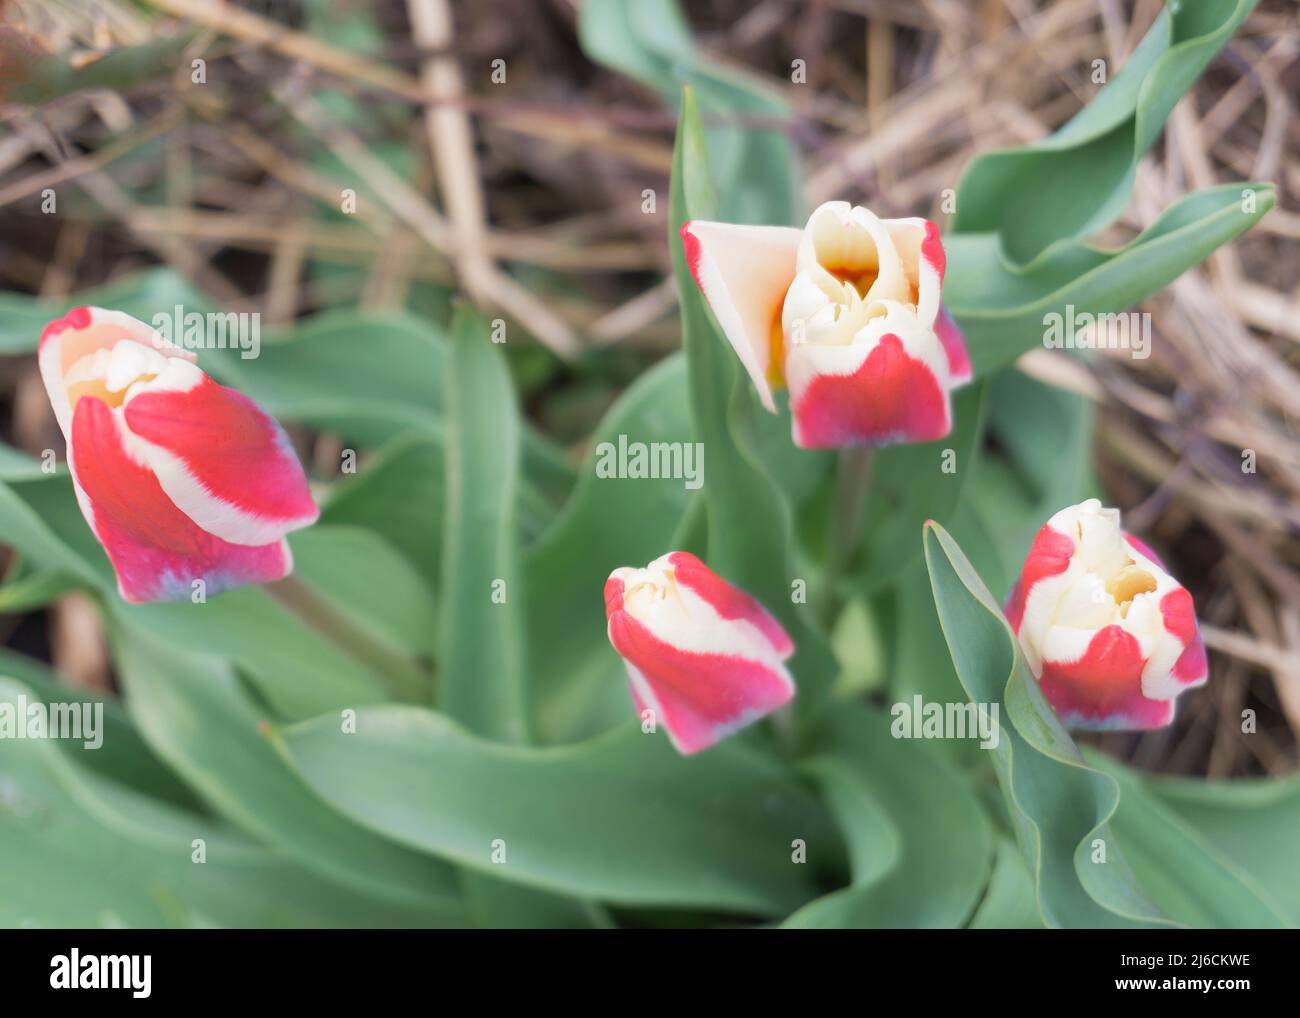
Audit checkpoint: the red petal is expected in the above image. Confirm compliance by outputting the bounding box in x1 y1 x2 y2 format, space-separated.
668 551 793 657
791 333 950 448
1160 587 1208 685
608 611 793 756
1007 523 1075 633
124 369 317 546
1038 625 1173 730
69 397 291 604
935 306 972 384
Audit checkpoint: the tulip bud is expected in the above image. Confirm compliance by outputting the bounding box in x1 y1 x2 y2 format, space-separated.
1007 499 1208 730
605 552 795 755
38 307 318 604
681 201 970 449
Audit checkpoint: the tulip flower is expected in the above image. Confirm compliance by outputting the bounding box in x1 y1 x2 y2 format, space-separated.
38 306 318 604
605 551 795 755
1006 499 1208 730
681 200 971 449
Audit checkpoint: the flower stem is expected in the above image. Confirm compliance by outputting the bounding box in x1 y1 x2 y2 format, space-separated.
821 446 873 627
265 574 431 702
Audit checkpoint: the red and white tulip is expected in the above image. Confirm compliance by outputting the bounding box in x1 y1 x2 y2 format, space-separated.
681 201 971 449
1007 499 1208 730
605 552 795 755
38 306 318 604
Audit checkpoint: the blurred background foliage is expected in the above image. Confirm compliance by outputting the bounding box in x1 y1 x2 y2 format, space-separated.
0 0 1296 928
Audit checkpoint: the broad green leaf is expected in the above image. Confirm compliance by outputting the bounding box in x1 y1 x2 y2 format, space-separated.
203 309 445 448
108 618 467 919
0 678 451 928
969 838 1043 929
0 648 197 810
984 366 1097 515
853 380 987 592
923 521 1170 927
0 472 413 716
964 365 1099 595
0 471 110 590
1088 753 1289 927
289 524 437 659
122 585 390 720
0 442 44 478
785 703 991 928
0 566 79 612
524 354 695 744
1144 771 1300 926
952 0 1257 264
459 873 611 929
274 707 837 917
320 434 444 580
579 0 798 225
438 306 528 741
672 87 836 716
947 183 1275 374
0 268 210 354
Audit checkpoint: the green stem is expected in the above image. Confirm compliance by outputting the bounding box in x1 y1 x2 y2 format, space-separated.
265 575 430 702
820 446 873 627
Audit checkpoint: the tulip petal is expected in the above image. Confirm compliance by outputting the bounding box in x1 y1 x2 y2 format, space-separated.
1038 625 1175 731
69 396 291 604
1159 588 1209 686
681 220 802 411
935 306 972 386
1006 523 1075 633
38 306 193 440
607 610 794 755
789 331 950 448
666 551 794 657
884 217 944 326
122 358 318 546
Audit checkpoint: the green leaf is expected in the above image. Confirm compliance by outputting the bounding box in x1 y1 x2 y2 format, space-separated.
854 381 987 591
108 617 467 919
121 585 391 720
289 524 437 659
0 566 80 613
438 306 528 742
0 442 45 478
0 268 210 354
1143 771 1300 926
579 0 798 225
0 471 111 590
785 703 992 928
0 678 453 928
0 471 420 715
523 354 695 744
320 434 444 580
952 0 1258 264
923 521 1169 927
947 183 1275 374
1087 753 1289 927
203 309 445 448
0 648 198 810
969 839 1043 929
273 707 836 916
671 87 836 716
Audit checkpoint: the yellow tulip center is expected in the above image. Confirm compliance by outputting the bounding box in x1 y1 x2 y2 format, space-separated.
1106 564 1158 615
